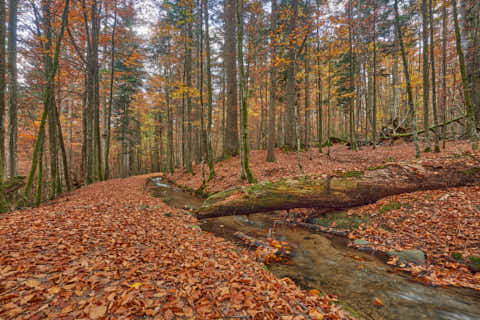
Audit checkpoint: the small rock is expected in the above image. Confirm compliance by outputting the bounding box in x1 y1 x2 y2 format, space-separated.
354 239 370 246
439 194 451 201
387 249 426 265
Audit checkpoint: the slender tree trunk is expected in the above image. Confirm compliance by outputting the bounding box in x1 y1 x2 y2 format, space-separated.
44 0 58 199
421 0 431 151
26 0 70 203
266 0 277 162
105 2 117 180
221 63 226 159
0 0 5 182
429 0 440 152
54 94 71 191
442 1 448 149
348 0 356 150
304 38 310 152
224 0 239 157
285 0 298 150
7 0 18 178
372 6 377 149
196 0 205 165
166 63 174 174
93 11 102 181
236 0 254 183
316 29 323 153
452 0 478 150
327 48 331 156
186 2 194 174
394 0 420 157
461 0 480 128
203 0 215 179
392 40 400 128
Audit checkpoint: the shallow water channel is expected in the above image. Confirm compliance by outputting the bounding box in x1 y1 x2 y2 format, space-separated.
148 177 480 320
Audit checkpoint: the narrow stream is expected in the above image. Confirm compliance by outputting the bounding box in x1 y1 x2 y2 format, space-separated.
148 177 480 320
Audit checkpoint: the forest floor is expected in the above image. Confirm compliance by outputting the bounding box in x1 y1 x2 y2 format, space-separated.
0 175 351 319
169 140 475 195
169 141 480 291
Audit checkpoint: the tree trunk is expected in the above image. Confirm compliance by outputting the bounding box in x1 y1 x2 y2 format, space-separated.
452 0 478 150
285 0 298 150
185 4 194 174
7 0 18 178
45 0 58 199
429 0 440 152
196 156 480 219
348 0 356 150
372 5 377 149
392 44 399 126
0 0 5 182
421 0 431 151
394 0 420 158
266 0 277 162
461 0 480 128
304 37 310 152
26 0 70 204
236 0 254 183
104 1 117 180
224 0 239 157
203 0 215 179
441 1 447 149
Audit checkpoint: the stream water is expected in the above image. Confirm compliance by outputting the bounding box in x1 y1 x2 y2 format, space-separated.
148 177 480 320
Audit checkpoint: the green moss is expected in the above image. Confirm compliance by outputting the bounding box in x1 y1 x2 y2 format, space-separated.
246 181 275 194
463 167 480 176
204 188 239 205
469 256 480 272
451 252 463 261
379 201 409 214
366 165 387 171
313 211 368 230
335 170 364 178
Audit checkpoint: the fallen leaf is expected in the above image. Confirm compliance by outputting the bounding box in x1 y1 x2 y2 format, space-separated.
89 305 106 319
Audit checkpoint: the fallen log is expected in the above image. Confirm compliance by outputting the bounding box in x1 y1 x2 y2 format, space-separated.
388 115 465 139
196 157 480 219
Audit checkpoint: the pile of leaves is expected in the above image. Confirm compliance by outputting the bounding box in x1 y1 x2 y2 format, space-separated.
0 175 352 319
169 141 474 195
347 186 480 290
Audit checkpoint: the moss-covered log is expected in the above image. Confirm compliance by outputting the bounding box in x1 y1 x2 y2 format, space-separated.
196 157 480 219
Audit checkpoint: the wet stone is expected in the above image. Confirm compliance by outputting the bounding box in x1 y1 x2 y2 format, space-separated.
353 239 370 246
387 249 426 265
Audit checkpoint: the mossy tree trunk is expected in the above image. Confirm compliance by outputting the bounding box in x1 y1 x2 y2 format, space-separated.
236 0 254 183
196 157 480 219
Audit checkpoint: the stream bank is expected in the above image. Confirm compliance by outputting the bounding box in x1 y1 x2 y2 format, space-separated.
147 176 480 320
